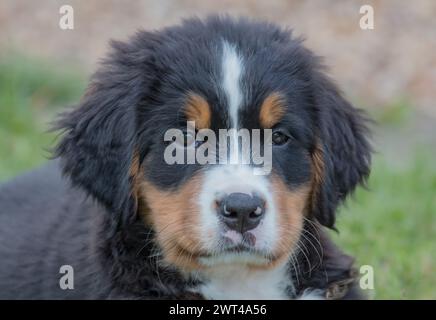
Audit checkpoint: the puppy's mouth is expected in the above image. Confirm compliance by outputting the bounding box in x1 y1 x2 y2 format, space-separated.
220 244 272 258
199 244 278 266
163 238 288 271
164 225 280 269
223 244 256 253
197 246 280 269
176 243 270 259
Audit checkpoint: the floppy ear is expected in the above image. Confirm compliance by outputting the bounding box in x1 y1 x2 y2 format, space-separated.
311 71 372 229
54 36 156 225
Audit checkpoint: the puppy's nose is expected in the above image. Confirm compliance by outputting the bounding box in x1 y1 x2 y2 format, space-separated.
217 193 265 234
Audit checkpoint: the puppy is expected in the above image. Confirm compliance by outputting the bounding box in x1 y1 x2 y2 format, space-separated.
0 16 371 299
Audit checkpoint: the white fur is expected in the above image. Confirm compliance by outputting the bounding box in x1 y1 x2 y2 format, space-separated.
221 41 244 166
189 260 326 300
195 262 292 300
221 41 243 129
198 165 277 256
297 289 326 300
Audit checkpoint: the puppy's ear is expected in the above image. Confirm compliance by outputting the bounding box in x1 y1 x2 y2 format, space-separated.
311 70 371 229
54 35 156 225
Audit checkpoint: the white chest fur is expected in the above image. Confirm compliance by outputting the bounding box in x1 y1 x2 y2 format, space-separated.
194 263 292 300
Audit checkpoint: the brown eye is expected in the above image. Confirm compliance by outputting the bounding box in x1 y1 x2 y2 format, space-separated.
174 130 205 148
172 130 195 148
272 131 289 146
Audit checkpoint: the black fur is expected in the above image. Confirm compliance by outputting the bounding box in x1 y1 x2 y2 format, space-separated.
0 16 371 299
311 69 372 228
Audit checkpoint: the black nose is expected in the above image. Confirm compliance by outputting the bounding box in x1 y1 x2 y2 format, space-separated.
217 193 266 234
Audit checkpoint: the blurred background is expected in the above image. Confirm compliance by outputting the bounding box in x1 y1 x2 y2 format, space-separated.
0 0 434 299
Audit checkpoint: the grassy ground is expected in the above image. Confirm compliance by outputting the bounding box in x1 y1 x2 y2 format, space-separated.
333 154 436 299
0 53 85 181
0 55 434 299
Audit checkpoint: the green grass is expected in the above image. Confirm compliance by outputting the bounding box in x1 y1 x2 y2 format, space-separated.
0 54 434 299
332 154 436 299
369 99 414 126
0 53 85 180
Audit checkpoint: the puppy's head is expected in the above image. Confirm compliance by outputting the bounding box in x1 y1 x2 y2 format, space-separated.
55 17 371 272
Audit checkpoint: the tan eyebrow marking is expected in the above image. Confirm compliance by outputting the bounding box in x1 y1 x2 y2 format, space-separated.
184 93 211 129
259 92 286 128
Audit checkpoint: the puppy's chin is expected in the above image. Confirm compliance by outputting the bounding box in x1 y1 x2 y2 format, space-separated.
160 242 277 272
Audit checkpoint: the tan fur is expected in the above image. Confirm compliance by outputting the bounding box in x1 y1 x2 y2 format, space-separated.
139 174 206 270
259 92 286 128
184 93 211 129
309 143 325 214
129 151 141 214
267 175 310 268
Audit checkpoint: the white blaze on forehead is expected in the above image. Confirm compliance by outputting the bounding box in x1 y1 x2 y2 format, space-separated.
221 41 244 164
221 41 243 128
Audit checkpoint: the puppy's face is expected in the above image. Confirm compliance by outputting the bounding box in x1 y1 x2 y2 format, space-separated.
138 41 320 271
56 18 371 274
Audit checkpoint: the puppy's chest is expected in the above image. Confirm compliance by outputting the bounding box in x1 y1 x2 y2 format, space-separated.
192 265 293 300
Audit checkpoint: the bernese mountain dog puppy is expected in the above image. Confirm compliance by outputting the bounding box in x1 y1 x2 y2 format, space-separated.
0 16 371 299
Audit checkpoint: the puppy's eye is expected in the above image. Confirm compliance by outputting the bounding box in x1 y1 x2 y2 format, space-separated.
272 131 289 146
183 131 196 148
172 130 193 148
173 131 204 148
